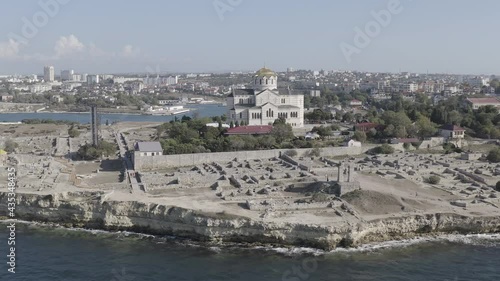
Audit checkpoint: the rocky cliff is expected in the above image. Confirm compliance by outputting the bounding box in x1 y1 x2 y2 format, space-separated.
2 192 500 250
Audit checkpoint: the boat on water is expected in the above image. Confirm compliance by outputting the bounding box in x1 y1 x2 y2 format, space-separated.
145 109 191 116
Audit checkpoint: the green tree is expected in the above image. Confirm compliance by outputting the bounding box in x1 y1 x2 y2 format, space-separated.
371 144 395 155
312 126 332 137
77 141 116 160
68 126 81 138
487 148 500 163
427 175 441 185
415 116 437 138
271 122 294 144
257 135 276 149
353 131 367 143
3 139 19 153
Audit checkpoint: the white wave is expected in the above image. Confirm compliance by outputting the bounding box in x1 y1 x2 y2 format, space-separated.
209 246 222 253
252 246 326 256
329 234 500 255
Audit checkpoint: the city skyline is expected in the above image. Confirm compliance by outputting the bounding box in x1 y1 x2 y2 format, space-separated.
1 0 500 75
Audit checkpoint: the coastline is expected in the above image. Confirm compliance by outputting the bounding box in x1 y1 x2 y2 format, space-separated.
0 104 207 116
2 219 500 255
0 110 145 115
2 191 500 251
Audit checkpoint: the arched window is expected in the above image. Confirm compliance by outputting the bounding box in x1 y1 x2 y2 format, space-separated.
265 79 268 85
260 79 263 85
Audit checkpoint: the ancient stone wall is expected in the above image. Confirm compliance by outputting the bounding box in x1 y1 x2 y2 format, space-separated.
134 146 369 171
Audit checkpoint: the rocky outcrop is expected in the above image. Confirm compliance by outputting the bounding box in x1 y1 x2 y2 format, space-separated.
1 192 500 250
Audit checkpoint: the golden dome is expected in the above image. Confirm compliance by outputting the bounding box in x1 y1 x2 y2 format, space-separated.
255 67 276 77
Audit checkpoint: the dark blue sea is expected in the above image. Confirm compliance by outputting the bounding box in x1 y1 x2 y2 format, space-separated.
0 104 226 124
1 222 500 281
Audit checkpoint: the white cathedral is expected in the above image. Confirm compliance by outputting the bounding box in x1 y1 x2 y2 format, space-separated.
227 67 304 127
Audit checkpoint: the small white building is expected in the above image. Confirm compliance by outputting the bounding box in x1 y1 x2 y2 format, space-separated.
134 142 163 156
132 142 163 166
206 123 230 129
51 95 64 103
345 139 362 147
349 99 363 107
305 132 320 140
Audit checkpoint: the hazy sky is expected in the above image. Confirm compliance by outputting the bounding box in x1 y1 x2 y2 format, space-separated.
0 0 499 75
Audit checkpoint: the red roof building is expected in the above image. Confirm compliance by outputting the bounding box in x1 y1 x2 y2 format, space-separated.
466 98 500 109
225 125 273 135
439 125 465 139
354 122 384 132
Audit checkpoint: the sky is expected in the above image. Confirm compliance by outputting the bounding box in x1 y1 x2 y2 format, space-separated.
0 0 499 75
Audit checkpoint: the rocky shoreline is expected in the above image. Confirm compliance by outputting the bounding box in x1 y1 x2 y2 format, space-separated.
2 191 500 250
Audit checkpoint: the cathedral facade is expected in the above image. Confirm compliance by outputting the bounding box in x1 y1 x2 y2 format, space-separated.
227 67 304 127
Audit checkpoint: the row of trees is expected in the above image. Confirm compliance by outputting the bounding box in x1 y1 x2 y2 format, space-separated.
374 94 500 140
156 117 299 155
304 87 499 141
77 141 116 160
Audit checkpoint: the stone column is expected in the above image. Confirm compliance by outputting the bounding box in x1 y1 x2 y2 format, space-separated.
337 163 343 182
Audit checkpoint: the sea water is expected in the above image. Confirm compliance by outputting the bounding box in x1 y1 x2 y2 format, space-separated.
2 222 499 281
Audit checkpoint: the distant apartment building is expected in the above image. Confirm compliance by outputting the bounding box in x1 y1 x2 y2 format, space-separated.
72 74 82 82
360 81 377 91
309 90 321 97
30 83 52 94
132 82 144 93
399 82 418 93
114 76 141 84
62 82 82 92
101 74 114 80
142 75 178 86
467 77 490 88
61 70 74 81
378 80 390 89
44 66 55 82
166 75 178 85
444 85 459 94
87 75 100 85
420 81 435 93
